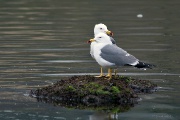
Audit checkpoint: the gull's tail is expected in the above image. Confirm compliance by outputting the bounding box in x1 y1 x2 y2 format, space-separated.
134 61 156 69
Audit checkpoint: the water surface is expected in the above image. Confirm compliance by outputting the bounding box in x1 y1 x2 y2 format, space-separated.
0 0 180 120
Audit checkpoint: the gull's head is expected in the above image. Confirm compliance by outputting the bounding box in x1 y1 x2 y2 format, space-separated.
94 23 113 36
88 33 112 44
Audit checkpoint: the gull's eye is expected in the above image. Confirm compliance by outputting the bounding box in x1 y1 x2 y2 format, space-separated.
100 28 102 30
99 37 102 38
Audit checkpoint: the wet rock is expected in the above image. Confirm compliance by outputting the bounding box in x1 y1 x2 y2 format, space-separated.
30 75 158 113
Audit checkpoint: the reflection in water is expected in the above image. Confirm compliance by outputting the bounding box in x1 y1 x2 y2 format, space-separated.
89 112 118 120
35 97 134 114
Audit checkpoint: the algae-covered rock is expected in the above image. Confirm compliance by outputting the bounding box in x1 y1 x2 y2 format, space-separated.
30 75 158 113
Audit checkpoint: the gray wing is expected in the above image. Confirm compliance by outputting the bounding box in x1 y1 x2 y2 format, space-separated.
100 44 138 66
110 37 116 44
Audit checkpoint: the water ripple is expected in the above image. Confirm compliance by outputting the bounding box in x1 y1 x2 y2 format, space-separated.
121 33 164 36
24 48 166 52
25 48 88 52
44 60 94 63
39 73 180 77
124 27 164 30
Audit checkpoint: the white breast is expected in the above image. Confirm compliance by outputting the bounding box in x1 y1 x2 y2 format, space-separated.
93 43 115 67
90 42 96 59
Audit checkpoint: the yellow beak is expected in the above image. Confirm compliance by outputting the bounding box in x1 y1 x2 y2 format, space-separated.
88 39 95 43
106 30 113 36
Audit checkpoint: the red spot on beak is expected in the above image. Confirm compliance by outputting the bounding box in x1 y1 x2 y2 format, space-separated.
87 40 91 44
110 32 114 36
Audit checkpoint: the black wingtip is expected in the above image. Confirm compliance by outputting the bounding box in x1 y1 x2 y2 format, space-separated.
134 61 156 69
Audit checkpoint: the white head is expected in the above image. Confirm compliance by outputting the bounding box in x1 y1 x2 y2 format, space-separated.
89 33 112 44
94 23 113 36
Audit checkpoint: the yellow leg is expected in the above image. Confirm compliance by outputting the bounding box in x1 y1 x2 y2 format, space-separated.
95 67 104 77
106 68 112 80
106 68 111 77
114 69 118 78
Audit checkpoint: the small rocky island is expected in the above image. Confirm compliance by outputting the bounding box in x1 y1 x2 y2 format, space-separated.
30 75 158 113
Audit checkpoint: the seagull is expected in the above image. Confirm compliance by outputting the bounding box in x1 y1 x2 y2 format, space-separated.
88 23 114 77
88 33 155 79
